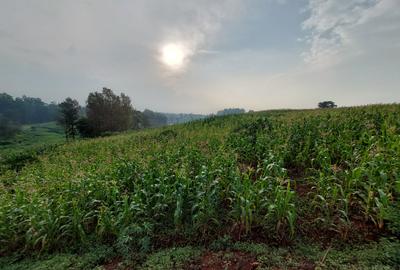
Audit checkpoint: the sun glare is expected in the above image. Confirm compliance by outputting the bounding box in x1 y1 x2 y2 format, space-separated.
160 43 186 69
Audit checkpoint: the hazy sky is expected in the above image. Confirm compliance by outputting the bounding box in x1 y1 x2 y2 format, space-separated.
1 0 399 113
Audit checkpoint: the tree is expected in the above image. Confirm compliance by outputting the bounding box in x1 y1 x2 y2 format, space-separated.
0 114 20 139
318 101 337 109
142 109 167 127
58 98 80 140
0 92 58 124
76 117 95 138
86 88 134 135
132 110 147 130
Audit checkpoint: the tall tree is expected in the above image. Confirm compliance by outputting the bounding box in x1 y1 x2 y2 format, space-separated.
86 88 134 135
58 98 80 140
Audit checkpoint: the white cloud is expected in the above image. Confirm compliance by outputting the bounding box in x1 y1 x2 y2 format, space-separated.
302 0 400 68
0 0 243 107
154 0 243 75
1 0 399 113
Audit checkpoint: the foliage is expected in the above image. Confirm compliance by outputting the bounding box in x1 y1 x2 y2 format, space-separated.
316 238 400 269
140 247 202 270
1 145 45 172
1 240 398 269
318 100 337 108
0 114 20 139
132 110 148 130
0 245 114 270
142 109 168 128
157 129 178 141
0 93 58 124
75 117 96 138
163 112 206 125
0 122 64 154
216 108 246 116
86 87 135 135
58 98 80 140
0 104 399 266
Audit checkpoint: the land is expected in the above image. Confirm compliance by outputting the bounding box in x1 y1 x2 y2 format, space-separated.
0 122 64 153
1 105 399 269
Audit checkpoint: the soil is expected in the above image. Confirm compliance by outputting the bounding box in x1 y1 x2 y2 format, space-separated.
289 259 316 270
102 257 122 270
186 251 259 270
294 181 314 197
186 251 316 270
287 167 306 180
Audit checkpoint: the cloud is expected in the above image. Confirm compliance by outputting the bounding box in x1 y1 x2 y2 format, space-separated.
1 0 399 113
189 0 400 112
0 0 243 106
302 0 400 68
154 0 243 75
0 0 241 74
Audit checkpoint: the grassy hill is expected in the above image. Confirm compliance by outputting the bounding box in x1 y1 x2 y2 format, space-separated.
1 105 400 269
0 122 64 153
0 122 65 175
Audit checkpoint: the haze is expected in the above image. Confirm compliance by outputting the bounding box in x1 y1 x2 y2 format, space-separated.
1 0 399 113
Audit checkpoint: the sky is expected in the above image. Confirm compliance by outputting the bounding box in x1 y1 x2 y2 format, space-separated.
1 0 399 113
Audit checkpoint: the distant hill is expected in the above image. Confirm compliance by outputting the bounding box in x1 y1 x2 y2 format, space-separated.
162 108 247 125
162 112 207 125
216 108 246 116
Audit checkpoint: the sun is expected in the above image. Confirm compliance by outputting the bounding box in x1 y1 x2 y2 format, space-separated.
160 43 186 69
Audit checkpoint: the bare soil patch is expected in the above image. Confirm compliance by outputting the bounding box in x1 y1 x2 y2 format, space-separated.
187 251 259 270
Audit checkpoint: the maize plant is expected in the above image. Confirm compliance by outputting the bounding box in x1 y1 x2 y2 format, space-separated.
0 104 399 256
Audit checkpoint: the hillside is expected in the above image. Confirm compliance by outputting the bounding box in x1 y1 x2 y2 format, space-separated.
0 122 64 153
1 105 400 269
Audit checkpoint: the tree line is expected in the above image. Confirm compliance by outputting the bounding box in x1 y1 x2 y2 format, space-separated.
0 93 59 139
1 88 338 141
216 108 246 116
0 89 168 140
58 88 168 140
0 93 58 124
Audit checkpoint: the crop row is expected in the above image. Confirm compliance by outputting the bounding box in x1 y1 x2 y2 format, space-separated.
0 104 399 255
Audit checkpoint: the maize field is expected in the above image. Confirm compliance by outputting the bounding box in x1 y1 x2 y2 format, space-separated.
1 104 400 260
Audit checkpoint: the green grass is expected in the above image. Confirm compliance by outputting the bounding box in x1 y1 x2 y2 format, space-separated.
140 247 203 270
0 122 64 153
1 240 399 269
0 122 65 174
0 245 114 270
1 104 400 268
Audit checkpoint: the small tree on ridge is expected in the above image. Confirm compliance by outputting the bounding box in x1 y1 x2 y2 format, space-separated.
318 101 337 109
